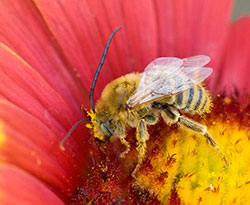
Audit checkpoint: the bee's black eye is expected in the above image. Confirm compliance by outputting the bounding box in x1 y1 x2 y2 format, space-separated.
100 121 113 137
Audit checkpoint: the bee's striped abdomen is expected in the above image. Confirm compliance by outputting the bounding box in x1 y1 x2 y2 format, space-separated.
175 88 189 109
174 85 211 114
194 87 203 110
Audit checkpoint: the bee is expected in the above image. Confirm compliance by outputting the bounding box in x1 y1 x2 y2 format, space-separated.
60 27 226 178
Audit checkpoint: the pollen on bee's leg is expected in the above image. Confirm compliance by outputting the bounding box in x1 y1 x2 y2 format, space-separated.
132 120 149 178
85 110 104 140
120 147 130 159
132 142 147 178
118 121 131 158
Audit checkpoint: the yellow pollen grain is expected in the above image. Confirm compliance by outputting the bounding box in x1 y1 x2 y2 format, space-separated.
135 120 250 204
224 97 232 104
86 110 104 141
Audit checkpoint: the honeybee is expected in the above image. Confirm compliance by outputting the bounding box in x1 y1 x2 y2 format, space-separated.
60 27 225 178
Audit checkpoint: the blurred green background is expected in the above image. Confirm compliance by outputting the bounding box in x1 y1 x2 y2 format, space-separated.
232 0 250 20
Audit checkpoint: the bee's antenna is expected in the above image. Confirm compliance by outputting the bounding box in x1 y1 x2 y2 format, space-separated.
60 27 121 151
59 118 90 151
90 26 121 113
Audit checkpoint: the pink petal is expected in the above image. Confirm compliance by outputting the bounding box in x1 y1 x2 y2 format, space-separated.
215 17 250 95
0 45 98 199
0 100 96 201
32 0 159 100
0 44 81 129
0 1 86 110
155 0 234 81
0 164 63 204
120 1 159 71
32 0 124 100
0 0 235 101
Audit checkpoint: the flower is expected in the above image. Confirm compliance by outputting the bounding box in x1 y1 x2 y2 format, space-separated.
0 0 249 204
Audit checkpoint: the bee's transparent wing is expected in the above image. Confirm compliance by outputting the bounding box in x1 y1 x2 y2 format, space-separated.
172 66 213 94
182 55 210 67
127 56 212 108
126 57 183 107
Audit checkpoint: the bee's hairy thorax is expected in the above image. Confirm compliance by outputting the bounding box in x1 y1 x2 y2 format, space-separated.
95 73 140 123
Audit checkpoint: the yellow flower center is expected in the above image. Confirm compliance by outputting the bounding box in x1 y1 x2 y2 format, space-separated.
135 119 250 204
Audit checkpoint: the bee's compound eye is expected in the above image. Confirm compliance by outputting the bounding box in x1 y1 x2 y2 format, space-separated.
100 121 113 138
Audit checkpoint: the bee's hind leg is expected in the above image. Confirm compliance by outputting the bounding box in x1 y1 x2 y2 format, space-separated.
177 115 228 165
118 121 131 158
161 106 228 165
132 119 149 178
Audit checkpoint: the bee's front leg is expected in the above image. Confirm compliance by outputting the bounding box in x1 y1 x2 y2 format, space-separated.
118 121 131 158
132 119 149 178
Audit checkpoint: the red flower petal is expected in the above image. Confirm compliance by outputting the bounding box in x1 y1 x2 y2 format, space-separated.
0 0 86 109
0 45 98 201
155 0 234 64
119 1 159 71
0 44 80 129
216 17 250 95
32 0 159 99
0 100 96 201
0 164 63 204
156 0 234 90
33 0 100 97
0 0 234 100
30 0 122 100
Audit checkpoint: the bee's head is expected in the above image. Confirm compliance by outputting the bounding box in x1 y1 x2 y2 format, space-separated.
95 120 115 141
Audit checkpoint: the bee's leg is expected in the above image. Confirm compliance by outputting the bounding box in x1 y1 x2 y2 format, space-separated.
130 114 158 177
177 116 220 152
117 121 130 158
160 105 180 125
178 115 228 165
143 113 159 125
161 106 218 147
132 119 149 178
161 106 228 165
